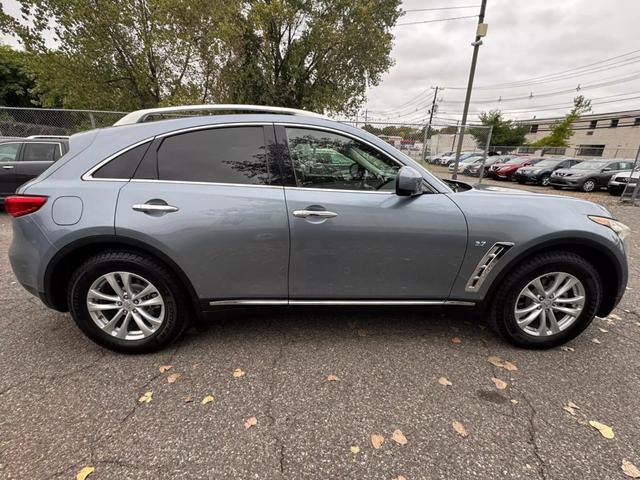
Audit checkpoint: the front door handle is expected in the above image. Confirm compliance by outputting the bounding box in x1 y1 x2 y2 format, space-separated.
132 203 179 213
2 165 14 170
293 209 338 219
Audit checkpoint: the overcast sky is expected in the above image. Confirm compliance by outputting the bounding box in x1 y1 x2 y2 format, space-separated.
3 0 640 124
364 0 640 125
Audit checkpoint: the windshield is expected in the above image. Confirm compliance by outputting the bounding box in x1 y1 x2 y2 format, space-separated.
574 161 608 170
534 160 561 168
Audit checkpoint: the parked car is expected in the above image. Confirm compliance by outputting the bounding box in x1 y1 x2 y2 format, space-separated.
608 169 639 196
447 155 484 174
439 151 482 166
6 104 628 353
549 159 635 192
487 157 544 181
465 155 514 177
514 158 581 186
0 137 69 202
425 151 454 164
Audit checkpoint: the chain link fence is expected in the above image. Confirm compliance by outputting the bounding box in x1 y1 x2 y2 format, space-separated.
0 107 125 137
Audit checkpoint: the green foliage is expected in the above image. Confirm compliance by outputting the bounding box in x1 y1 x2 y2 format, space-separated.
0 45 38 106
6 0 401 113
469 110 528 149
531 95 592 148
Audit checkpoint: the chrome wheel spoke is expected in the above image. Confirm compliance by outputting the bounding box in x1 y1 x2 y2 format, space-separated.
517 308 542 327
133 284 154 300
131 311 154 336
137 296 163 308
545 273 567 296
88 302 120 311
537 309 548 335
516 303 539 315
551 305 582 317
115 312 132 339
553 295 584 304
120 272 134 298
547 309 561 334
136 307 163 326
103 309 125 334
555 277 579 298
104 273 125 298
88 289 119 302
521 288 540 303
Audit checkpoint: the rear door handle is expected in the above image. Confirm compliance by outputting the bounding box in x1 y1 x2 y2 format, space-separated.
293 209 338 219
2 165 14 170
132 203 179 213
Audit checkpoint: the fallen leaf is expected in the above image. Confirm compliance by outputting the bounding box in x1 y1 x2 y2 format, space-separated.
392 477 407 480
326 374 339 382
452 420 469 438
563 406 577 416
510 399 519 405
350 445 360 454
201 395 215 405
598 327 609 333
567 401 580 410
491 377 508 390
589 420 614 439
233 368 246 378
244 416 258 429
608 313 622 321
183 395 193 403
76 466 95 480
622 460 640 478
451 337 462 344
560 346 575 352
438 376 452 386
167 373 181 384
487 355 518 371
357 329 368 337
371 434 384 449
592 338 602 344
138 391 152 403
392 429 408 445
192 363 200 370
159 365 172 373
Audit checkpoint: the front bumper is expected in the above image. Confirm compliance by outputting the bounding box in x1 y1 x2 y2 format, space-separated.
549 176 583 188
514 171 541 183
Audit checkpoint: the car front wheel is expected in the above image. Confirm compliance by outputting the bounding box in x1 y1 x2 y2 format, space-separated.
540 174 551 186
68 251 190 353
489 251 601 349
581 179 597 192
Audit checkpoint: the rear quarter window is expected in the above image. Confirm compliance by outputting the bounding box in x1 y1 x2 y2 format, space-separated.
92 141 151 179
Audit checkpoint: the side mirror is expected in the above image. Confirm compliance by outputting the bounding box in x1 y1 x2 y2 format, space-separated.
395 166 423 196
602 167 611 172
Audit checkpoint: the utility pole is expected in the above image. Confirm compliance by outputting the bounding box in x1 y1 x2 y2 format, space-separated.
451 0 488 180
425 86 440 158
364 109 368 126
451 120 460 151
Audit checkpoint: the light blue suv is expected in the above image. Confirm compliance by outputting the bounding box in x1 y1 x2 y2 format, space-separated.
6 105 629 353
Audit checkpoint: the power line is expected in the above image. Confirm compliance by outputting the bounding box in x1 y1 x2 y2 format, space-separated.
443 48 640 90
396 15 477 26
404 5 479 12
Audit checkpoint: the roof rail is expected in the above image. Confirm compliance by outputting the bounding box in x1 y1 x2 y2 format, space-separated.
113 104 329 126
26 135 70 139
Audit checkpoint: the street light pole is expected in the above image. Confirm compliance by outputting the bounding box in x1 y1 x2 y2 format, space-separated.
451 0 488 180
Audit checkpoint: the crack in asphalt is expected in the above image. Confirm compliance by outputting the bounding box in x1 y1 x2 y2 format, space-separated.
520 392 548 480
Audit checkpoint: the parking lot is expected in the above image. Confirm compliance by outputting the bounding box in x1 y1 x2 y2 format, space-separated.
0 183 639 480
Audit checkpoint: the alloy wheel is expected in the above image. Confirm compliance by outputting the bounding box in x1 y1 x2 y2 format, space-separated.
541 175 550 186
514 272 586 337
86 271 165 340
583 179 596 192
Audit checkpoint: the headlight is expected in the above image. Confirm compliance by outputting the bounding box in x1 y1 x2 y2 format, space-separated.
589 216 631 241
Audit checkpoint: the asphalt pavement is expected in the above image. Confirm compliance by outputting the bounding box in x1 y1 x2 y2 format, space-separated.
0 183 639 479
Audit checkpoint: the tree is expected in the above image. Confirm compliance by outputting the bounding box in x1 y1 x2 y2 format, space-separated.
531 95 592 147
469 110 528 149
222 0 401 115
7 0 401 114
0 45 38 107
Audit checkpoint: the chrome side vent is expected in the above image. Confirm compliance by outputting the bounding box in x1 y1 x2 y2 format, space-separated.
465 242 514 292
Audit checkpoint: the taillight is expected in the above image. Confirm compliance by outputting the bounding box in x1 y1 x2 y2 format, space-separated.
4 195 48 217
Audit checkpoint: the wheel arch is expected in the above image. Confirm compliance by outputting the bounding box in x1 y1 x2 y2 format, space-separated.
482 237 625 318
43 235 203 320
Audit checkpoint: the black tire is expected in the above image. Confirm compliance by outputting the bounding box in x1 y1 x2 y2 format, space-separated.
552 185 562 190
517 180 526 184
489 251 601 349
540 174 551 186
68 251 190 353
608 187 622 196
581 178 597 192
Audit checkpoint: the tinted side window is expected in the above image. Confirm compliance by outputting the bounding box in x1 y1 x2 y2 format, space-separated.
285 128 400 191
0 143 20 162
93 142 151 179
157 127 269 185
23 143 58 162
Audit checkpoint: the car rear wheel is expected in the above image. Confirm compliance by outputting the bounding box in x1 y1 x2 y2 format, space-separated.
68 251 190 353
608 187 623 196
581 179 597 192
489 251 601 349
540 174 551 186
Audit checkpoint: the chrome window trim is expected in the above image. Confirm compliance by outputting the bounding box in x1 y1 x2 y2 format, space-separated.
129 178 284 190
275 122 438 194
82 122 272 182
209 299 475 306
285 186 393 195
